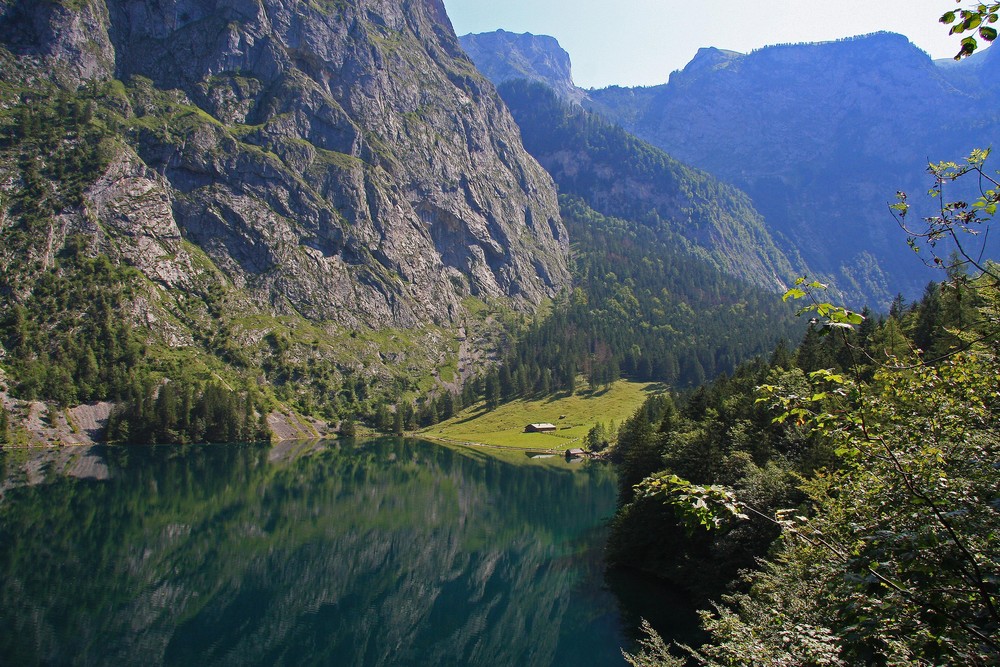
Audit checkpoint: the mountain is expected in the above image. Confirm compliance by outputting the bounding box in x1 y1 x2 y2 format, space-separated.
459 30 584 105
935 41 1000 101
458 32 804 290
0 0 570 327
443 80 805 393
495 79 802 291
587 32 1000 306
0 0 571 433
462 30 1000 307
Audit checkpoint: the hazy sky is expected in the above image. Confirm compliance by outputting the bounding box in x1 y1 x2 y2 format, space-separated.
442 0 980 88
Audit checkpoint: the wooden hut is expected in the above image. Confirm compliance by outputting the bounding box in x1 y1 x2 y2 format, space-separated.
524 423 557 433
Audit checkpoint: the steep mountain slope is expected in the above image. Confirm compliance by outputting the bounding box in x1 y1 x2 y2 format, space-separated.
462 30 1000 307
496 79 802 292
586 33 1000 306
0 0 570 429
0 0 569 327
431 79 807 395
457 32 806 290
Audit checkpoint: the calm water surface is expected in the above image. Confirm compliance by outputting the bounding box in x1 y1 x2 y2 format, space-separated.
0 438 680 666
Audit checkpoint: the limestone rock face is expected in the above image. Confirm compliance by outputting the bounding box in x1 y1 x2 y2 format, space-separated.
459 30 584 105
0 0 569 329
0 0 116 86
84 148 194 289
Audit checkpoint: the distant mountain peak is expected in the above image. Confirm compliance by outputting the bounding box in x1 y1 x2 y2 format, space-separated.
672 32 930 79
459 30 584 104
669 46 742 83
588 29 999 306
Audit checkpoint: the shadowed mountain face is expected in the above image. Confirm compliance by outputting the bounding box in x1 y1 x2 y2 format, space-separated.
0 0 570 330
495 79 802 292
459 31 806 292
587 33 1000 306
462 30 1000 307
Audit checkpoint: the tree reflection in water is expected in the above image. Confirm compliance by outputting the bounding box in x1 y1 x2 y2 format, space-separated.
0 438 655 667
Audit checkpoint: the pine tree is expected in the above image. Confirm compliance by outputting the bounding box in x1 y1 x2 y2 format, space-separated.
484 372 500 410
340 414 357 438
0 402 9 444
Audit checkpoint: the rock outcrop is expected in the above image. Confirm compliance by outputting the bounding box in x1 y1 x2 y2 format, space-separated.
459 30 584 105
0 0 570 330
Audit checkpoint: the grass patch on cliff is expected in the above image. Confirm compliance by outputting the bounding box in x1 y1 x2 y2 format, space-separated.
421 379 663 450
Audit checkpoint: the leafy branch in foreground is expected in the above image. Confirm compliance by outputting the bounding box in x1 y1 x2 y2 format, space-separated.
939 3 1000 58
891 148 999 282
633 473 747 532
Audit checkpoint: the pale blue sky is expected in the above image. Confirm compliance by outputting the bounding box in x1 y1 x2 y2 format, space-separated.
442 0 982 88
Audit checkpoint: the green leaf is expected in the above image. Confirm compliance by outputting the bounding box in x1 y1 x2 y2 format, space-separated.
980 25 998 41
940 10 957 23
783 288 806 302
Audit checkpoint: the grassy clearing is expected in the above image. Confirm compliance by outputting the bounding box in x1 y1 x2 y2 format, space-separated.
421 380 664 450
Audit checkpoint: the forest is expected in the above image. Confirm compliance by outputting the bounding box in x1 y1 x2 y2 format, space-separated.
610 232 999 662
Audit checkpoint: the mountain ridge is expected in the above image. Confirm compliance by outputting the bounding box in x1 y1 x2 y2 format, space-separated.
459 29 584 104
461 29 1000 306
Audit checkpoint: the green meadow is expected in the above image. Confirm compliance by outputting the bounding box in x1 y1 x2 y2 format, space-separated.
420 380 664 450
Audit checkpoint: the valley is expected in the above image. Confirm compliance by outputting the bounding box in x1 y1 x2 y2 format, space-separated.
0 0 998 664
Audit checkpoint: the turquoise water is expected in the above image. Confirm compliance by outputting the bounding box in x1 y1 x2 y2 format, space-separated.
0 438 661 666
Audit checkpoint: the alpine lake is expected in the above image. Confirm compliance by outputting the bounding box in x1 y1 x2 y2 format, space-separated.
0 438 697 666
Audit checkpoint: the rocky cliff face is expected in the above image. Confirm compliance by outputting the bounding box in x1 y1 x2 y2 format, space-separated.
459 30 584 105
0 0 569 330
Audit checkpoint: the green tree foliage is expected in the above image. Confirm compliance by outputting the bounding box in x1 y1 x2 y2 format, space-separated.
1 89 114 261
339 414 357 438
470 197 802 413
620 269 1000 665
891 149 1000 282
607 357 815 600
106 376 269 445
670 343 999 665
939 3 1000 57
0 237 146 405
584 420 613 451
0 402 9 445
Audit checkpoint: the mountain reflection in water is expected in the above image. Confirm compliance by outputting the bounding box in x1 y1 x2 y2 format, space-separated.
0 438 652 666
